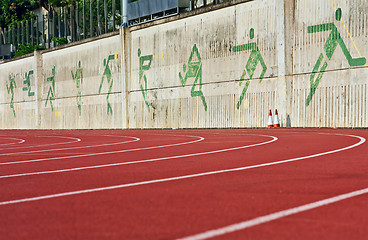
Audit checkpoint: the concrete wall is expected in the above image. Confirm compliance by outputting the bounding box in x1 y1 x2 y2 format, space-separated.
0 56 37 129
129 0 278 128
0 0 367 129
291 0 368 127
0 34 123 129
40 35 123 129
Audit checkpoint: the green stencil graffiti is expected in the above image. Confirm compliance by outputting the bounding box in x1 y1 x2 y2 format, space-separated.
232 28 267 110
71 61 83 116
99 53 118 115
179 44 207 111
23 70 35 97
138 48 153 111
306 8 366 106
45 66 56 111
6 74 17 117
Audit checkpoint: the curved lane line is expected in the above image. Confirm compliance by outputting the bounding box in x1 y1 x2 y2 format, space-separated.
177 187 368 240
0 135 277 179
0 135 204 166
0 135 138 157
0 137 26 146
0 136 81 151
176 133 367 240
0 134 363 207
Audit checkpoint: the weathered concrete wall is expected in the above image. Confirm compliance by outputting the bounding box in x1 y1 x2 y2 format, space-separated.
291 0 368 127
0 0 367 129
0 55 38 129
129 0 278 128
128 0 368 128
0 34 123 129
40 35 122 129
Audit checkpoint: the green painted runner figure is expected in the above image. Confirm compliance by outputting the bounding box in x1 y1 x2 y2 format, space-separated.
138 48 153 111
45 66 56 112
306 8 366 106
7 74 17 117
71 61 83 116
179 44 207 111
232 28 267 110
99 54 118 115
23 70 35 97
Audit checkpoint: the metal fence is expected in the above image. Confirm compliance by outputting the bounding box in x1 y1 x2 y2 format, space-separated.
127 0 230 26
0 0 228 54
1 0 121 51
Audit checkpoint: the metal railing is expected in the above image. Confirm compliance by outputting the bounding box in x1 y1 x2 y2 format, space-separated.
0 0 229 57
1 0 121 51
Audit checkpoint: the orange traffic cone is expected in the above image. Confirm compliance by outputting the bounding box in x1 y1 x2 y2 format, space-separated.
267 110 273 127
274 109 280 127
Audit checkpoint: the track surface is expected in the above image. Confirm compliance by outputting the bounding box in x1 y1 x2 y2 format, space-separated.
0 129 367 239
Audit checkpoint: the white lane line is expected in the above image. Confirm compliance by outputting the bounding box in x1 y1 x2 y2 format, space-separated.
0 137 26 146
0 135 137 156
0 135 277 179
177 187 368 240
0 134 364 206
0 136 81 151
0 135 204 166
0 136 78 150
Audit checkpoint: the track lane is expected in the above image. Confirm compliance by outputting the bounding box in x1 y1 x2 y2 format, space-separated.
0 133 202 165
0 129 367 240
0 130 355 177
0 133 274 201
1 150 367 239
178 187 368 240
0 135 137 163
0 134 274 179
0 131 361 202
0 135 143 156
0 137 25 146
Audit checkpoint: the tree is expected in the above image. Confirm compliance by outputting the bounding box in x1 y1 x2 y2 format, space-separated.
0 0 36 29
0 0 79 29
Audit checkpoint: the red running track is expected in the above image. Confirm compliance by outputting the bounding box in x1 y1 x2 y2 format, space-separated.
0 129 367 239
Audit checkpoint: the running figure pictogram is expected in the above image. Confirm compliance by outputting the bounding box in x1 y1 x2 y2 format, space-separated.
179 44 207 111
71 61 83 116
138 48 153 111
7 74 17 117
45 66 56 111
23 70 35 97
306 8 366 106
99 54 118 115
232 28 267 109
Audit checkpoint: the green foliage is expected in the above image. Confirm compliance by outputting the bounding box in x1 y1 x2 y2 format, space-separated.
1 0 123 31
0 1 79 28
51 36 68 46
0 0 36 29
14 43 45 57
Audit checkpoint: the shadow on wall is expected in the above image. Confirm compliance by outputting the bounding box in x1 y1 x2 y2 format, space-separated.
286 115 291 128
